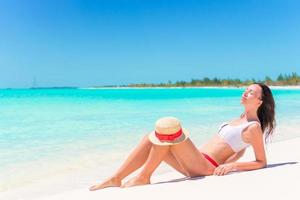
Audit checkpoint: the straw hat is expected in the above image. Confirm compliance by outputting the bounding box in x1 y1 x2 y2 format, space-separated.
148 117 190 146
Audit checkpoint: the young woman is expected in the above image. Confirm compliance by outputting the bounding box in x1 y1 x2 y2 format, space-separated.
89 83 275 191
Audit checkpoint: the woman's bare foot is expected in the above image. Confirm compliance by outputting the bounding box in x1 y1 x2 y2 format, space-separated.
121 174 150 188
89 177 121 191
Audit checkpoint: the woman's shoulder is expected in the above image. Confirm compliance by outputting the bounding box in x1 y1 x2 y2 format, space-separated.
243 122 263 142
247 121 261 129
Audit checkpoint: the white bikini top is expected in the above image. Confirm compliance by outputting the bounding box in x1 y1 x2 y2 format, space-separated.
218 121 261 152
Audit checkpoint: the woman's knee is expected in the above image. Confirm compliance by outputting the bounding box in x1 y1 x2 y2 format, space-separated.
141 133 152 146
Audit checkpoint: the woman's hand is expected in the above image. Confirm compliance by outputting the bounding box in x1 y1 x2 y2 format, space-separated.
213 163 237 176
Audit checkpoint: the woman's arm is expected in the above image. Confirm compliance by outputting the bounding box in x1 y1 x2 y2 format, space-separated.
214 124 267 175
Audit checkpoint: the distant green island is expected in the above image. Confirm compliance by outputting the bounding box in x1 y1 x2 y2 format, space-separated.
25 72 299 89
96 72 300 88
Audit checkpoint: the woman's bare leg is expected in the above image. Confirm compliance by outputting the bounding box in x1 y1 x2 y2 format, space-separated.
122 144 170 187
122 138 215 187
170 138 215 177
89 134 152 191
89 134 187 191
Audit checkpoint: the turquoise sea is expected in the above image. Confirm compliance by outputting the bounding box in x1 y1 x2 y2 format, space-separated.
0 87 300 199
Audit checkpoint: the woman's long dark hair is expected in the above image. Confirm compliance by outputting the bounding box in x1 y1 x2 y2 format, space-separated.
255 83 276 142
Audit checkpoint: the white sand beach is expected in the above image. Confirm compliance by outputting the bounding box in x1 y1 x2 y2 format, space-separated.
20 137 299 200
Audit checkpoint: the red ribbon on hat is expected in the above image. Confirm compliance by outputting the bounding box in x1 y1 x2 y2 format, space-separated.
155 129 183 141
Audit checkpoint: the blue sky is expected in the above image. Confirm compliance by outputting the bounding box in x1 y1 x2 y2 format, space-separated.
0 0 299 88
